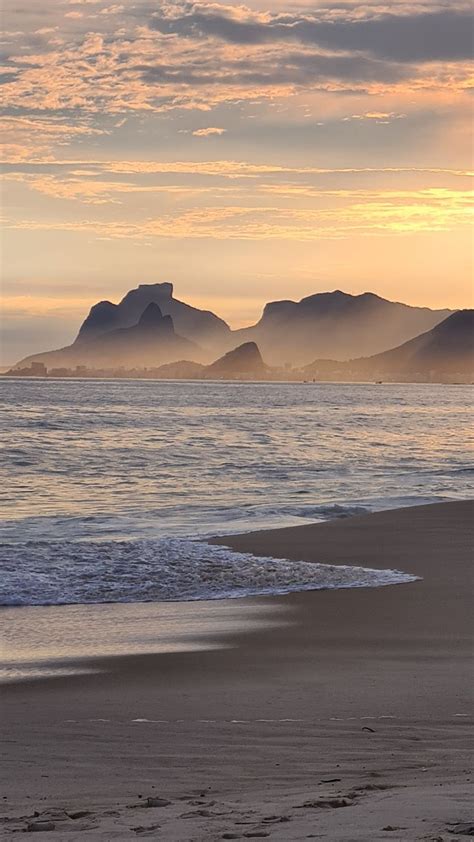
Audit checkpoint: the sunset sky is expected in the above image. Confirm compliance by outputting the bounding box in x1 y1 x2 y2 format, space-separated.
1 0 473 363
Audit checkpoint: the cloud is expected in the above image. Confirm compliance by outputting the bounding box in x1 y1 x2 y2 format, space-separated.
93 161 474 179
8 167 472 211
137 51 409 89
342 111 407 123
1 2 471 128
149 5 474 63
0 116 107 162
4 157 470 179
6 185 472 241
4 171 238 203
192 126 227 136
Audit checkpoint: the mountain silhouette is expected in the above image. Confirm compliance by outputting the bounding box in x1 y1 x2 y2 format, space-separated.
360 310 473 376
232 290 452 366
13 285 456 372
75 302 205 368
149 342 268 380
77 283 230 348
15 285 224 369
205 342 267 378
306 310 474 382
15 303 204 370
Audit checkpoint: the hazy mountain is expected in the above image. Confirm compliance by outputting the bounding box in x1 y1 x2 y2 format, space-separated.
360 309 474 377
77 303 204 368
151 360 206 379
231 291 453 366
306 310 474 382
15 304 205 370
142 342 267 380
14 286 220 369
9 312 472 382
13 285 456 372
205 342 268 378
77 283 230 348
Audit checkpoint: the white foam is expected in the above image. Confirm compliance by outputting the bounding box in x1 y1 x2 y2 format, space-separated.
0 537 419 607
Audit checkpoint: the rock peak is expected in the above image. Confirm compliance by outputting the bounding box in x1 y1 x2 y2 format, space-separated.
137 282 174 297
207 341 266 375
138 302 171 329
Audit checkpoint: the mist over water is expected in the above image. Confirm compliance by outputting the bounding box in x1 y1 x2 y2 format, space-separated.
0 379 472 606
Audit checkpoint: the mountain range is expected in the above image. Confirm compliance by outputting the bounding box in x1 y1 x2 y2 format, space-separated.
142 312 474 382
234 290 453 366
305 310 474 382
9 308 473 383
76 282 230 349
72 302 204 369
14 283 456 372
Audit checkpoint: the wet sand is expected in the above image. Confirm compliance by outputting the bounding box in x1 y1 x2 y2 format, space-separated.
1 501 473 840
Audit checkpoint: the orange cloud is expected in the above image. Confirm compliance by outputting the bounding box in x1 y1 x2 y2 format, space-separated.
6 187 471 241
192 127 227 137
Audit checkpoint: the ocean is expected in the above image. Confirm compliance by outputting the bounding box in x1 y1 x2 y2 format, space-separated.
1 378 472 607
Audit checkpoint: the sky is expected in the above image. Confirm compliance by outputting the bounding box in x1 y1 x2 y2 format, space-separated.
1 0 473 363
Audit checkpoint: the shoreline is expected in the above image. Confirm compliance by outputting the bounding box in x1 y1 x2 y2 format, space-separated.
2 374 473 385
1 500 473 840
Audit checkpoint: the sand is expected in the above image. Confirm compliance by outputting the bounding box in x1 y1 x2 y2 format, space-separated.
1 501 473 840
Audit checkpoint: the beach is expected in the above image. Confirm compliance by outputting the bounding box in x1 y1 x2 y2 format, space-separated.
1 500 473 840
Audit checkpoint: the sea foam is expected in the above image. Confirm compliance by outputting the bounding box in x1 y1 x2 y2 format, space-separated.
0 538 419 606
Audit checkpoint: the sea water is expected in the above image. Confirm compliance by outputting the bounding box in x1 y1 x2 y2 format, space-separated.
1 378 472 607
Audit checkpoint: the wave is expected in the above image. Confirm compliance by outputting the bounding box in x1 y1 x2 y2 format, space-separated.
281 503 370 520
0 538 419 607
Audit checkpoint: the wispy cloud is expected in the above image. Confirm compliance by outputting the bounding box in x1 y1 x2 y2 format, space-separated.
342 111 407 123
6 186 472 240
1 116 107 162
192 126 227 136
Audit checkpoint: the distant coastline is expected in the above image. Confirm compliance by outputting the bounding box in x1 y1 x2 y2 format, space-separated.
7 285 473 384
3 370 472 384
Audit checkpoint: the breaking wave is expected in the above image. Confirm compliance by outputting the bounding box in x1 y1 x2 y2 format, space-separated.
0 538 419 607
